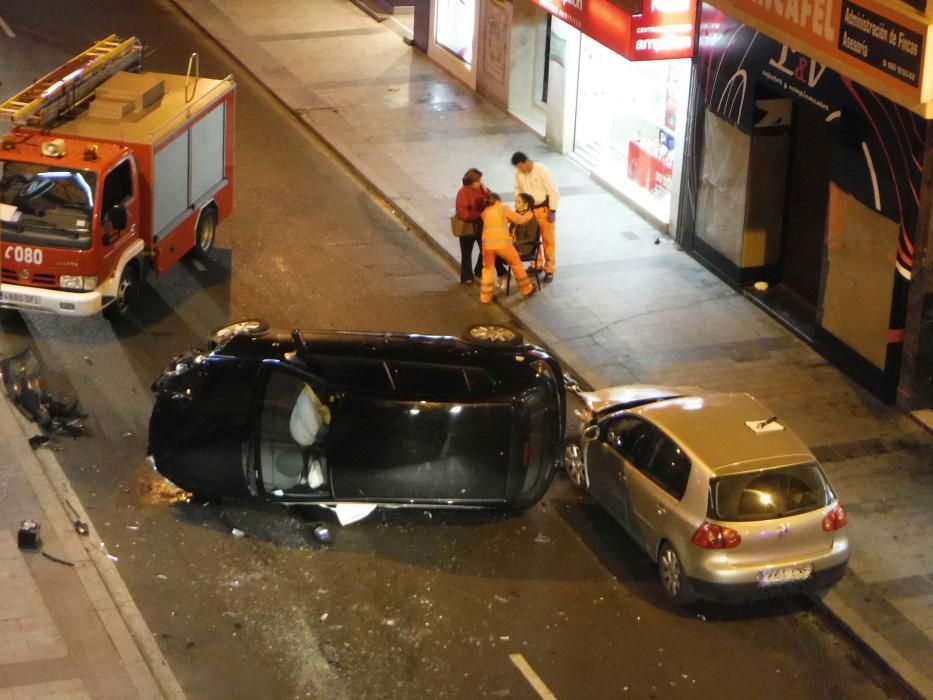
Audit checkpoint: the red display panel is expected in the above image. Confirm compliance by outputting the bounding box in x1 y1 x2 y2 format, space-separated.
528 0 697 60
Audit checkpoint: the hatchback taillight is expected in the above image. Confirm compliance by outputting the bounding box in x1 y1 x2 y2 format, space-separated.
822 502 848 531
691 521 741 549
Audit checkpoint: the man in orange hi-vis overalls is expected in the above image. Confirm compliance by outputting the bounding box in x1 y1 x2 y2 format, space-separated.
512 151 559 283
479 193 536 304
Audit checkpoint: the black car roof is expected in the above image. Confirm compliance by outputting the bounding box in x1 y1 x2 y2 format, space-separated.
216 329 556 399
294 329 538 367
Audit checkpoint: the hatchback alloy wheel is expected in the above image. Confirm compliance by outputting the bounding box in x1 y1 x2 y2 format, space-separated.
564 442 587 491
658 543 694 604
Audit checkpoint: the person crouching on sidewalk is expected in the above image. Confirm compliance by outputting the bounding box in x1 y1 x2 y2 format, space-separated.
480 192 536 303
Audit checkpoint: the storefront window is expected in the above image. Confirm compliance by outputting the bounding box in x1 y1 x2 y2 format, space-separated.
435 0 476 65
574 36 691 225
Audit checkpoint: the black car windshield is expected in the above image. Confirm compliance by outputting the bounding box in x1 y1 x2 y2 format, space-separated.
709 461 833 522
258 368 333 495
0 161 97 249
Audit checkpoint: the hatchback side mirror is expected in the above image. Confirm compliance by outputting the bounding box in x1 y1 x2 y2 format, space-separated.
582 424 599 442
109 204 128 231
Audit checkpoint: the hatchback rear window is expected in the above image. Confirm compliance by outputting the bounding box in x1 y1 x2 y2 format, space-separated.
709 462 833 522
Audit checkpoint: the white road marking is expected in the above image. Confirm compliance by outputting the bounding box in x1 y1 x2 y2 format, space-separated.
0 15 15 38
509 653 558 700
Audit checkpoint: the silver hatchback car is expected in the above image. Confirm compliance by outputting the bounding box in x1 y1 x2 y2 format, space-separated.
564 384 850 603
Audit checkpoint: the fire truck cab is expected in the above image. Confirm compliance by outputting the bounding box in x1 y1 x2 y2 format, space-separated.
0 36 235 319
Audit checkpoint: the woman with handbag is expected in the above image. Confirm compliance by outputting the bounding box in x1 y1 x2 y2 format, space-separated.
454 168 504 285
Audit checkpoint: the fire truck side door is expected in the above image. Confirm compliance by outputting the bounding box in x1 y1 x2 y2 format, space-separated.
100 159 138 271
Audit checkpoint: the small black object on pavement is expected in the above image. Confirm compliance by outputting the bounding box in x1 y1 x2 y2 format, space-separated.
312 523 334 545
17 520 41 550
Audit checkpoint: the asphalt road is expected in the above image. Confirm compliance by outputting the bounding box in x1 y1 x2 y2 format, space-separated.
0 2 916 698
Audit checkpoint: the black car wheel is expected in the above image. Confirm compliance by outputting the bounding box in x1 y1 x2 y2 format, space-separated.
103 263 139 321
463 324 523 347
564 442 588 491
658 542 695 604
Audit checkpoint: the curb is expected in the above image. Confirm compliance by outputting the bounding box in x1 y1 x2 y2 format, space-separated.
6 397 186 700
815 591 931 699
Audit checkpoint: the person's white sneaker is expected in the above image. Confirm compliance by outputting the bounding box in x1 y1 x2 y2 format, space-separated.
496 276 508 290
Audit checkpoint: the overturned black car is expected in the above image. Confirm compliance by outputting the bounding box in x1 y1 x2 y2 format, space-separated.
148 322 564 520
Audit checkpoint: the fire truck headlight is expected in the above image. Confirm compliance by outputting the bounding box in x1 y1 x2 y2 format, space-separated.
60 275 98 291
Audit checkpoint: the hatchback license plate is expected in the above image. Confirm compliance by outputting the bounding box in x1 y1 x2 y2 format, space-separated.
757 563 813 587
1 291 40 307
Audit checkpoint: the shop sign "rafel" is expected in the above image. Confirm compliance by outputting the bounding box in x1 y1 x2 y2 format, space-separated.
745 0 836 41
721 0 931 105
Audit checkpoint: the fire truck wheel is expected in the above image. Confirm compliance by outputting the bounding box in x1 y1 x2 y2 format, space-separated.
193 208 217 259
103 264 140 321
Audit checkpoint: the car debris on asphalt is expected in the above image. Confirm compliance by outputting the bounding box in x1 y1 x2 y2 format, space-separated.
41 551 74 567
311 523 334 545
1 348 87 438
64 500 89 536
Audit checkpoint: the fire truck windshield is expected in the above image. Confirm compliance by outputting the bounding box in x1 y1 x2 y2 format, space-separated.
0 161 97 250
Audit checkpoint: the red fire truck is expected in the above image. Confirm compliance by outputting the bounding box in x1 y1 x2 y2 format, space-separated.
0 36 235 319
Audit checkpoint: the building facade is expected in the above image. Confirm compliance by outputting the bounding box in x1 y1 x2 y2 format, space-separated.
680 0 933 407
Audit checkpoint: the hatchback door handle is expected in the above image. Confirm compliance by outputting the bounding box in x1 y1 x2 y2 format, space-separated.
656 505 667 515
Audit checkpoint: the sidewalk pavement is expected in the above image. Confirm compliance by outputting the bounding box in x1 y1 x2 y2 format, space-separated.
0 394 184 699
174 0 933 696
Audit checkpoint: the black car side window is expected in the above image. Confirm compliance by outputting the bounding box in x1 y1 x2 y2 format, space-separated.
387 361 470 395
306 355 393 393
648 435 691 500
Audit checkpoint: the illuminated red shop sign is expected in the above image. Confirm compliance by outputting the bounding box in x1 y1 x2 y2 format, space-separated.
528 0 697 61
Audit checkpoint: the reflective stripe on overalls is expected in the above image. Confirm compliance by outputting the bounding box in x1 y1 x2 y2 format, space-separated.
480 204 533 302
482 205 511 249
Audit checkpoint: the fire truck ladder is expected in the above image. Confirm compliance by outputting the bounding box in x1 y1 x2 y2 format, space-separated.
0 35 143 128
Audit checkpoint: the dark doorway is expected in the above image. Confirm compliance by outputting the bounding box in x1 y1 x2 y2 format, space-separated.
780 105 834 311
